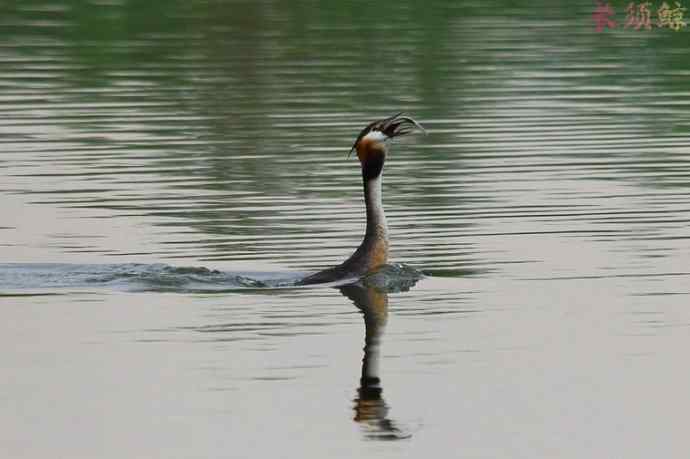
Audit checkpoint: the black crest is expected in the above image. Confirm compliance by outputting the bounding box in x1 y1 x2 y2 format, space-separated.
348 113 426 157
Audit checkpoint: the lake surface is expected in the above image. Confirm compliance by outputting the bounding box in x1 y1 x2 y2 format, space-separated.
2 1 690 457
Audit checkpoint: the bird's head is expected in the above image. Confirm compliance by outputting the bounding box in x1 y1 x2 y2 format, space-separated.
349 113 425 179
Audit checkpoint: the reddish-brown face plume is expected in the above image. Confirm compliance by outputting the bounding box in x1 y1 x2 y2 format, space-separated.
356 134 386 159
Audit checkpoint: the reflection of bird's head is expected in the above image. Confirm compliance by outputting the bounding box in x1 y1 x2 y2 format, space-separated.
349 113 425 178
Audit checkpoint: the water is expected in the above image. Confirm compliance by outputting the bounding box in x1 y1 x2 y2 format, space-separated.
2 1 690 457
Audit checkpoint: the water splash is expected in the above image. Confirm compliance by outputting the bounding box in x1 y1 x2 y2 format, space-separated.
0 262 424 294
360 263 425 293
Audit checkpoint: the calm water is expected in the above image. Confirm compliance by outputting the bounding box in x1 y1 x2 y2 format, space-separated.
2 1 690 457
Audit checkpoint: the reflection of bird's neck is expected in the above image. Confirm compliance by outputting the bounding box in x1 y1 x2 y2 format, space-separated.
338 284 390 424
359 285 387 388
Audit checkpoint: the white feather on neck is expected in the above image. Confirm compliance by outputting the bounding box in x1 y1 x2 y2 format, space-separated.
365 173 388 238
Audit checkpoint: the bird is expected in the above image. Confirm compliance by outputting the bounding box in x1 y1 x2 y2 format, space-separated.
299 113 425 285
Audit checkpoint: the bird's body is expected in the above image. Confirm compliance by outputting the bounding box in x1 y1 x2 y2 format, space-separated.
299 113 424 285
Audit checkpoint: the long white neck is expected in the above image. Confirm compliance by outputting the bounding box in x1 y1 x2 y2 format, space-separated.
296 147 390 285
364 174 388 240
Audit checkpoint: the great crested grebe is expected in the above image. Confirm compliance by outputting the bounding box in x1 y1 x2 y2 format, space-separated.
299 113 425 285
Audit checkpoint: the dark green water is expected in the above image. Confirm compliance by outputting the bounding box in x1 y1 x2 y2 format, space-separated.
2 1 690 457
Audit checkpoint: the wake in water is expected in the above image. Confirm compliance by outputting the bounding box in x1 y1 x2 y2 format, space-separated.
0 262 424 294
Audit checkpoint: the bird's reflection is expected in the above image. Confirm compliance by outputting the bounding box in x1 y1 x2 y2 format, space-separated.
338 271 419 440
